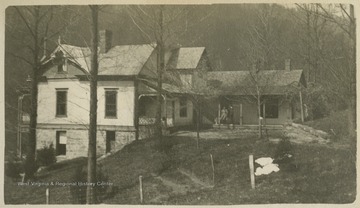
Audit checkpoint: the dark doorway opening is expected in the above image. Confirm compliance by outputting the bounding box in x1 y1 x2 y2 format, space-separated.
106 131 115 153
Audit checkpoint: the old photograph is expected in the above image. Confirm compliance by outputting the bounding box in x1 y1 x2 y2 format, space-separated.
3 1 357 205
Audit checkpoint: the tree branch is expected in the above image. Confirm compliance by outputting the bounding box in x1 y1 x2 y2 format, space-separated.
14 7 36 39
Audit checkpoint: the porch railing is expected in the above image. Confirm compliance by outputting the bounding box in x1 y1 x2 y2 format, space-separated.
139 117 174 127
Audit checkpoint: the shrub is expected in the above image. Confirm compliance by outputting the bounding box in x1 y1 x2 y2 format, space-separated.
70 165 112 204
36 144 56 167
5 160 24 179
274 137 294 165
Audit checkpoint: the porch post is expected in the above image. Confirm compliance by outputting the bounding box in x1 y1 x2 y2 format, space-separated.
218 102 221 124
239 103 243 126
262 101 266 129
299 90 304 123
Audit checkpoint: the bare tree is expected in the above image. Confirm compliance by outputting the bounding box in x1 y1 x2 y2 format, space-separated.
245 4 284 71
294 3 356 134
9 6 74 180
241 69 270 139
241 5 283 138
177 64 217 148
316 4 356 135
294 4 331 83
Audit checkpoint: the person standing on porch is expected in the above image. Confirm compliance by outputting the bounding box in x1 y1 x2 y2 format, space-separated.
220 107 228 124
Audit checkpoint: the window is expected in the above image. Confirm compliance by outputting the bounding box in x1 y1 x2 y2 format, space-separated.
56 131 67 156
180 74 192 87
56 90 67 116
105 90 117 117
261 98 279 119
56 52 67 73
179 97 187 118
58 63 64 73
57 61 67 73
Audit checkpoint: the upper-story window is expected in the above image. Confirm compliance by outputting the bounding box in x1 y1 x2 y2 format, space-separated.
55 51 67 73
58 59 68 73
105 89 117 118
180 74 192 87
56 89 68 117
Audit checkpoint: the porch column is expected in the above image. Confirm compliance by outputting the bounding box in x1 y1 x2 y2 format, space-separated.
239 103 243 126
299 90 304 123
262 102 266 127
218 103 221 124
286 105 291 121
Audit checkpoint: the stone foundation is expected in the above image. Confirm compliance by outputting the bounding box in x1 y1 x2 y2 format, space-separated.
36 127 136 160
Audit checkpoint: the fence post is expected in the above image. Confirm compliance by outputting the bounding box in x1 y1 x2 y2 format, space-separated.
210 154 215 186
249 155 255 189
46 188 49 204
139 175 143 204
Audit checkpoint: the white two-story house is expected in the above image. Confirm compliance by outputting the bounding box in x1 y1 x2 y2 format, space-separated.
35 30 212 160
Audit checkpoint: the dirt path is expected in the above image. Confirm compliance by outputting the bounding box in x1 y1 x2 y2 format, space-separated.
154 176 190 195
149 168 213 203
178 168 213 189
174 125 332 145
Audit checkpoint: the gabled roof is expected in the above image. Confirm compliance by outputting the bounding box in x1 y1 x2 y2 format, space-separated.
47 43 156 76
44 44 207 76
99 44 155 75
167 47 205 69
207 69 306 95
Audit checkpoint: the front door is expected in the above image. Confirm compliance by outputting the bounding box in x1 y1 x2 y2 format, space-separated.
233 104 240 124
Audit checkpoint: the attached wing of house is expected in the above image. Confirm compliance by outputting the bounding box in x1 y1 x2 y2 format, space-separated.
206 67 307 126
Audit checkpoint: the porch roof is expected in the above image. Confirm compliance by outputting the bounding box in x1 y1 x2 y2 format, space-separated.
207 69 306 95
138 80 185 96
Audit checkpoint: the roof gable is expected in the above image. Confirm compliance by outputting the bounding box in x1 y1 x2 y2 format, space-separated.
45 43 156 76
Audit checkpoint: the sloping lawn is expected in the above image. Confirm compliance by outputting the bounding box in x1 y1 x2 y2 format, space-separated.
4 134 356 204
4 157 87 204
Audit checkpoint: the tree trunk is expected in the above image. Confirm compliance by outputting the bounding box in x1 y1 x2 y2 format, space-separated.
24 7 40 181
155 44 164 140
196 101 200 149
349 4 356 137
155 7 164 141
87 5 99 204
257 95 262 139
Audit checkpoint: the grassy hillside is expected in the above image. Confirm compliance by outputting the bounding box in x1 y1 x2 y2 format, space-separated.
5 133 356 204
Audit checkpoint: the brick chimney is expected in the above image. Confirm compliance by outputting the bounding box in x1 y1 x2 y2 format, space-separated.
99 30 112 53
285 59 291 71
